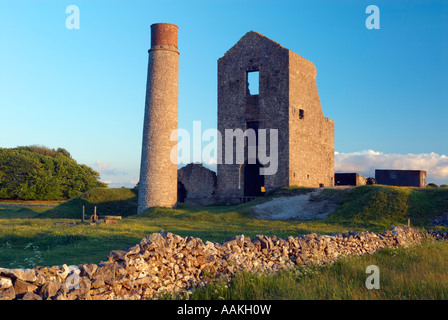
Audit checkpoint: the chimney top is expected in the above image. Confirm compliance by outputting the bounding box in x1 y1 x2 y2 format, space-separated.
150 23 179 50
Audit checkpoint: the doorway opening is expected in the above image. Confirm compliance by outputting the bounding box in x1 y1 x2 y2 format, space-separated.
177 181 187 203
243 160 265 197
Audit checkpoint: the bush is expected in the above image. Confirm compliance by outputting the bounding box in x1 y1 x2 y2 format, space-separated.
0 146 106 200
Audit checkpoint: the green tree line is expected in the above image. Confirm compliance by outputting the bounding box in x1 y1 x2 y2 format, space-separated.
0 145 107 200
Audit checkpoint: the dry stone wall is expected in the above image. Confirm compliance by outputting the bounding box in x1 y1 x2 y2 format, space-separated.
1 226 447 300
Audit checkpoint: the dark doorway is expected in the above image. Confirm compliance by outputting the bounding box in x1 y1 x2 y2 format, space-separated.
243 160 265 197
177 181 187 203
243 121 265 197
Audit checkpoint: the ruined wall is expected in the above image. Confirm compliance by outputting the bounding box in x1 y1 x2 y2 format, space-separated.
217 31 334 204
288 51 334 188
178 163 217 205
1 226 445 300
217 32 291 204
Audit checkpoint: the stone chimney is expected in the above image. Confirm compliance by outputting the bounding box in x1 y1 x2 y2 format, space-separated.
138 23 179 213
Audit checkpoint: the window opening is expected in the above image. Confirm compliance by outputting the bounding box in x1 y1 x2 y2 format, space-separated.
246 71 259 95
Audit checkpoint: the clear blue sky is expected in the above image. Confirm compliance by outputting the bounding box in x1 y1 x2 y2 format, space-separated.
1 0 447 186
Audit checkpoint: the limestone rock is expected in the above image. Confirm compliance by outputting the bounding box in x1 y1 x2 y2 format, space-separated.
40 280 61 300
13 279 38 295
0 277 12 290
18 292 42 300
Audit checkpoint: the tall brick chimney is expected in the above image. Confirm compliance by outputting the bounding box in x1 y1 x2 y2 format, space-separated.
138 23 179 213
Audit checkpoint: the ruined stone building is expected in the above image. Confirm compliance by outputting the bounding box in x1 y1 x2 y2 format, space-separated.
216 31 334 204
138 25 335 211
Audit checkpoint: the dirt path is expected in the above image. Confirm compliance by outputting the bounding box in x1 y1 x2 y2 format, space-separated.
252 188 342 221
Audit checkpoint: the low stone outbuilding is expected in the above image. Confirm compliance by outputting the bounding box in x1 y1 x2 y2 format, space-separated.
335 173 367 186
375 169 427 188
177 163 217 205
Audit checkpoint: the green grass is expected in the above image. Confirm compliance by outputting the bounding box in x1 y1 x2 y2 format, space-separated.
0 205 53 219
0 185 447 270
177 240 448 300
0 217 146 268
1 185 448 300
38 187 138 219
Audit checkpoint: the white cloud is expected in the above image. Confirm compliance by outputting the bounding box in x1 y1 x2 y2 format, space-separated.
335 150 448 184
91 160 136 188
92 160 112 173
92 160 127 176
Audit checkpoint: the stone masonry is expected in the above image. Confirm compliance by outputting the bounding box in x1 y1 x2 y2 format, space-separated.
1 226 446 300
136 28 334 207
217 31 334 204
138 23 179 213
177 163 217 206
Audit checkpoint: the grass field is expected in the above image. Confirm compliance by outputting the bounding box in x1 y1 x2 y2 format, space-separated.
0 185 448 299
0 185 447 269
177 240 448 300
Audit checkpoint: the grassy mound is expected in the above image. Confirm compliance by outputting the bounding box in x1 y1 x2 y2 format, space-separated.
325 185 448 230
38 187 138 219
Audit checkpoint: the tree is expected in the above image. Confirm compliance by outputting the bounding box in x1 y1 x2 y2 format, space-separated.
0 146 106 200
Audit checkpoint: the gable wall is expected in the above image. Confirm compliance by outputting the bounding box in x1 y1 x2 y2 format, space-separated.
288 51 334 187
217 32 290 203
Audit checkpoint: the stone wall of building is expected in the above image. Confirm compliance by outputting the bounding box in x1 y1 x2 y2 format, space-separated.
217 31 291 203
335 173 367 186
216 31 334 204
177 163 217 205
288 50 334 188
1 226 446 300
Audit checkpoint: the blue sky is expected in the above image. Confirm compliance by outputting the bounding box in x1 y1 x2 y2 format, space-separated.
1 0 447 186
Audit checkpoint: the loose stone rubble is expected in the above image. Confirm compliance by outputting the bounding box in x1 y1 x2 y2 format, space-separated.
1 226 447 300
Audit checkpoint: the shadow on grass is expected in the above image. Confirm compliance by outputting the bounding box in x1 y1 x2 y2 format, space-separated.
38 198 138 219
0 233 143 268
